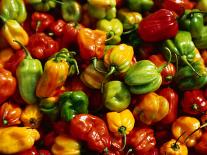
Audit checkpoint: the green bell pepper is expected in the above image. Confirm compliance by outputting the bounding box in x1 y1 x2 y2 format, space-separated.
127 0 154 12
103 81 131 112
124 60 162 94
0 0 27 23
15 41 43 104
59 91 89 122
96 18 123 45
61 1 81 22
27 0 56 12
87 0 116 20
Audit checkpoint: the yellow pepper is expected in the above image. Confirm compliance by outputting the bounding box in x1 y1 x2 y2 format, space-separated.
0 48 14 66
0 126 40 154
21 104 43 129
106 109 135 150
1 20 29 50
52 134 81 155
160 139 188 155
172 116 202 147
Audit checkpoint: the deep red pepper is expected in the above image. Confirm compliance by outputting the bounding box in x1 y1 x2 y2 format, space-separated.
69 114 111 153
38 150 51 155
43 131 57 147
27 33 59 59
17 146 39 155
138 9 178 42
31 12 55 33
195 131 207 154
49 19 66 37
181 89 207 115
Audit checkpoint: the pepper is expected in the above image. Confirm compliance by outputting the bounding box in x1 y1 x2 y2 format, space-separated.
133 92 169 125
0 48 14 67
124 60 163 94
127 0 154 12
87 0 116 20
196 0 207 11
160 139 188 155
52 134 81 155
50 19 66 37
15 41 43 104
69 114 111 153
96 18 123 45
138 9 178 42
27 33 59 60
172 116 202 147
0 66 16 104
61 1 81 22
0 126 40 154
17 146 39 155
36 48 79 98
59 91 89 122
0 101 22 127
0 0 27 23
27 0 56 12
195 131 207 154
127 128 156 154
31 12 55 33
103 81 131 112
21 104 43 129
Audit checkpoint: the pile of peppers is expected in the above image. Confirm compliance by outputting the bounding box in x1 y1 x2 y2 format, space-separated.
1 0 207 154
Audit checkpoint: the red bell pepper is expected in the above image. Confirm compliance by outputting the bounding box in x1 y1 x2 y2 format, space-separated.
195 132 207 154
31 12 55 33
69 114 111 153
138 9 178 42
158 87 178 125
27 33 59 59
181 89 207 115
17 146 39 155
50 19 66 37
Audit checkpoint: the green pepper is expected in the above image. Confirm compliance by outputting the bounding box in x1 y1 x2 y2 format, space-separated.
0 0 27 23
127 0 154 12
61 1 81 22
96 18 123 45
15 41 43 104
87 0 116 20
59 91 89 122
124 60 162 94
27 0 56 12
103 81 131 112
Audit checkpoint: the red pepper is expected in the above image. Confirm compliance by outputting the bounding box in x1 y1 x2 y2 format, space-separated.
183 0 196 9
138 9 178 42
43 131 57 147
31 12 55 33
17 146 38 155
39 150 52 155
53 120 67 134
158 87 178 125
181 89 207 115
127 128 156 154
50 19 66 37
143 148 159 155
69 114 111 153
27 33 59 59
195 131 207 154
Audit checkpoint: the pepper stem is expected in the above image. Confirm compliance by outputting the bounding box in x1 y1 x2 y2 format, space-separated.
106 31 115 42
35 20 41 32
172 131 186 151
122 25 138 35
187 11 207 18
49 0 64 5
68 58 80 75
157 47 172 73
2 119 8 125
13 40 32 59
118 126 127 151
92 58 107 74
126 148 133 155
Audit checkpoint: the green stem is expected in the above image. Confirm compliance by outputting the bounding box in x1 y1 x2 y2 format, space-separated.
92 58 107 74
68 58 80 75
187 11 207 18
13 40 32 59
126 148 133 155
2 119 8 125
122 25 138 35
118 126 127 151
106 31 115 42
36 20 41 32
157 47 172 73
171 131 186 151
49 0 64 5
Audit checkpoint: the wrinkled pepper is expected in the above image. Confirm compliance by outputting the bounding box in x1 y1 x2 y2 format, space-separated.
195 131 207 154
0 127 40 154
0 48 14 66
27 0 56 12
127 0 154 12
106 109 135 150
0 0 27 23
103 81 131 112
50 19 66 37
133 92 169 125
16 41 43 104
96 18 123 45
69 114 111 153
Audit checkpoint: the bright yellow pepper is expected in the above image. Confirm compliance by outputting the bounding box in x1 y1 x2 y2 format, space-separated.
160 139 188 155
52 134 81 155
106 109 135 150
0 48 14 66
172 116 202 147
0 126 40 154
1 20 29 50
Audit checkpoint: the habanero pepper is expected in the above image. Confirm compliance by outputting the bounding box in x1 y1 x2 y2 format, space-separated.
26 0 56 12
127 0 154 12
49 19 66 37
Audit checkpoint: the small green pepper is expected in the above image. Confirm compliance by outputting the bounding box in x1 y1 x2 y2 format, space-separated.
59 91 89 122
127 0 154 12
27 0 56 12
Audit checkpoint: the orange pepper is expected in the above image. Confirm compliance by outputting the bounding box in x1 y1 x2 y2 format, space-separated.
0 48 14 66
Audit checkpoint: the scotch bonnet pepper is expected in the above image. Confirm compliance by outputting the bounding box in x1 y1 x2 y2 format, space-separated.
127 0 154 12
27 0 56 12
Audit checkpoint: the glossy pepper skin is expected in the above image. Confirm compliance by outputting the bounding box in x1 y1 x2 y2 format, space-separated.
97 18 123 45
0 0 27 23
133 92 169 125
27 0 56 12
27 33 59 59
16 41 43 104
0 48 14 67
50 19 66 37
124 60 163 94
69 114 111 153
0 102 21 127
103 81 131 112
0 127 40 154
160 139 188 155
195 132 207 154
138 9 178 42
127 128 156 154
172 116 202 147
0 66 16 104
127 0 154 12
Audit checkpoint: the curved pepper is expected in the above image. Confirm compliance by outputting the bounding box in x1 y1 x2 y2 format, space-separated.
133 92 169 125
127 0 154 12
27 0 56 12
